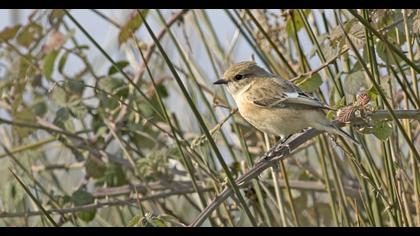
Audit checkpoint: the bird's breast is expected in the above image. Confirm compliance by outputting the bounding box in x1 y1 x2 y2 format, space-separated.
234 95 309 137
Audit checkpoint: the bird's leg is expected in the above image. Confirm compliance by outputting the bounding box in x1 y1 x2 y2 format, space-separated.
275 134 292 152
262 134 293 164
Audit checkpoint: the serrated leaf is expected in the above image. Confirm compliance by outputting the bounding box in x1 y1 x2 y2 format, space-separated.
296 73 323 92
0 24 21 41
108 60 129 76
372 121 393 141
345 23 365 50
43 50 59 80
118 10 149 46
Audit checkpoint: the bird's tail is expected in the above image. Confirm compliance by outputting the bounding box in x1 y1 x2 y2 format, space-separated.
315 122 360 145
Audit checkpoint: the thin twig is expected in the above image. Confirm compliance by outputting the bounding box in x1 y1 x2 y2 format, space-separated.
290 48 349 82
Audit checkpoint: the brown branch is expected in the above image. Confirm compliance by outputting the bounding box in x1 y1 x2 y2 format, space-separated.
290 48 349 83
0 185 212 219
0 178 363 219
189 109 420 227
0 115 133 169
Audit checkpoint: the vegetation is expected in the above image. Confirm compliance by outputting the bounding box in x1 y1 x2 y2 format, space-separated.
0 9 419 227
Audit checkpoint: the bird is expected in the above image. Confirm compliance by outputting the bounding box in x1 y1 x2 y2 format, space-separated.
213 61 359 145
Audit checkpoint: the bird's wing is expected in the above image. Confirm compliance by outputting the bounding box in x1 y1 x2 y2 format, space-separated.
247 77 332 110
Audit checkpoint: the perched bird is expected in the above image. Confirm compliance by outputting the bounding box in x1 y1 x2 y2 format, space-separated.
213 61 359 145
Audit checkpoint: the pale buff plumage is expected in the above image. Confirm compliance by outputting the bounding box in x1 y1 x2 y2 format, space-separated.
214 61 359 144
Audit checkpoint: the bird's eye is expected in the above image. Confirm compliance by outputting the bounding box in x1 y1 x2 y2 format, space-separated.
234 74 243 81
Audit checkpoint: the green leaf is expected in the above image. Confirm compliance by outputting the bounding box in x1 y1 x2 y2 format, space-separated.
43 50 59 80
155 84 169 98
326 110 335 120
296 73 323 92
85 155 106 179
48 195 71 208
51 86 67 106
53 107 75 132
97 163 129 187
16 22 43 48
309 43 338 60
67 97 87 119
128 215 142 227
58 50 70 74
118 10 149 46
98 77 128 110
48 9 65 25
91 113 106 134
71 189 96 222
98 77 125 93
367 85 389 101
286 9 311 36
0 24 21 41
330 19 365 49
376 40 403 65
67 79 85 94
372 121 393 141
108 60 129 76
343 70 371 95
140 213 168 227
367 86 379 100
32 100 47 117
13 106 36 138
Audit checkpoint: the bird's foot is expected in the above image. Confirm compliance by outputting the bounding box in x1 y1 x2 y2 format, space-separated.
262 138 291 162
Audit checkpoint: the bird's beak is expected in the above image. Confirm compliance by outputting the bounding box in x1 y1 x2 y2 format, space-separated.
213 79 228 85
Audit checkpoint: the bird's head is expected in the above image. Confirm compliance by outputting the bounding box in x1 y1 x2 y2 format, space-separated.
214 61 272 95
